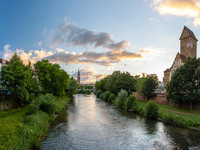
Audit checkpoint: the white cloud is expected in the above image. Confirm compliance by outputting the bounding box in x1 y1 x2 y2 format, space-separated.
152 0 200 26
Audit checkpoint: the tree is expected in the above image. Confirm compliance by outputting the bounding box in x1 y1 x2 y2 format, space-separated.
95 71 137 95
67 77 78 97
107 71 137 95
167 58 200 109
141 76 158 100
34 60 70 97
0 53 37 106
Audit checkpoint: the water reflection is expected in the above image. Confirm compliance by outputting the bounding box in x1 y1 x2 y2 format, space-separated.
41 94 200 150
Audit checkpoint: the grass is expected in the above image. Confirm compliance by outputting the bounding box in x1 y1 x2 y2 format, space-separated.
0 96 71 150
134 100 200 129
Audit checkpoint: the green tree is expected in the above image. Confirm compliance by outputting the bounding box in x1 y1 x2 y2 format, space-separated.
141 76 158 100
34 60 70 97
116 89 128 108
95 71 137 95
67 77 78 97
0 53 37 106
167 58 200 109
107 71 137 95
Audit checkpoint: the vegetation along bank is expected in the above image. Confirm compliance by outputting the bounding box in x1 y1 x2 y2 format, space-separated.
0 54 78 150
95 65 200 130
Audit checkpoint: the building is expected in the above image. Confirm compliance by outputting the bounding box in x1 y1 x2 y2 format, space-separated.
163 26 198 87
0 59 9 71
77 69 81 84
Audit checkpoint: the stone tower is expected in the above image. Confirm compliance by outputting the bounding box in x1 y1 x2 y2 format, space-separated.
77 69 80 84
180 26 198 59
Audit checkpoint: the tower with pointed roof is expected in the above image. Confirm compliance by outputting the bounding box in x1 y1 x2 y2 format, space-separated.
77 69 80 84
163 26 198 87
180 26 198 59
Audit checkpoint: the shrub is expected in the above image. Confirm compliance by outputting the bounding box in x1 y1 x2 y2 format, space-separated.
108 94 116 103
125 95 136 110
30 94 62 115
95 90 102 98
116 90 128 108
144 100 159 119
103 91 111 102
82 89 91 94
100 93 105 100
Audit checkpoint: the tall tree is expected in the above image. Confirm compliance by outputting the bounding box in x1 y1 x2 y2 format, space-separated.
34 60 70 97
140 76 158 100
167 58 200 109
0 54 37 106
67 77 78 97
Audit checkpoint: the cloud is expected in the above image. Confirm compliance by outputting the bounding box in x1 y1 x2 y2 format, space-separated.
3 45 53 64
153 0 200 26
3 45 144 66
51 22 130 50
45 49 143 66
71 67 107 84
3 44 13 60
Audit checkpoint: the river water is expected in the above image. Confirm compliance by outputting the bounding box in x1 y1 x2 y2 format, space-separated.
41 94 200 150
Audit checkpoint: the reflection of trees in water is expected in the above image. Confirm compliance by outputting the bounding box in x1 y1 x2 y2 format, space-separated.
144 119 157 135
164 125 200 149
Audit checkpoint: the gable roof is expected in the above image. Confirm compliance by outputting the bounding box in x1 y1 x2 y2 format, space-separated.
179 26 198 41
170 52 187 70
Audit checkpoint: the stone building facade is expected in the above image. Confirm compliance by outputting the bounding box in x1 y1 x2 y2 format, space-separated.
164 26 198 86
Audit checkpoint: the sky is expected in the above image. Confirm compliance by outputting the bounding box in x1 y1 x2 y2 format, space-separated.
1 0 200 83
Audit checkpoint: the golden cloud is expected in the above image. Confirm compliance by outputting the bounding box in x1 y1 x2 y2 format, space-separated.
153 0 200 26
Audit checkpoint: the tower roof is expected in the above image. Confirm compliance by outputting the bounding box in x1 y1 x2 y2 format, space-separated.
179 26 198 41
78 69 80 75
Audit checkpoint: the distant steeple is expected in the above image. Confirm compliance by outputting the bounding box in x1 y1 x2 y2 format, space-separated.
77 69 80 84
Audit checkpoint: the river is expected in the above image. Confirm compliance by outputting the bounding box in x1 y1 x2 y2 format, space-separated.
41 94 200 150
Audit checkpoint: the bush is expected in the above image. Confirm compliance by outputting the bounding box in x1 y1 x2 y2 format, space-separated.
108 94 116 103
116 90 128 108
81 89 91 94
103 91 111 102
144 100 159 119
125 95 136 110
95 90 102 98
30 94 62 115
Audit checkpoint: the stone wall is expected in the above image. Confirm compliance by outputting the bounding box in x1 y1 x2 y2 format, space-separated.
132 92 200 110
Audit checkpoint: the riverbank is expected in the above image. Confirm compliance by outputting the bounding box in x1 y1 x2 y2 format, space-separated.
0 96 71 150
129 100 200 129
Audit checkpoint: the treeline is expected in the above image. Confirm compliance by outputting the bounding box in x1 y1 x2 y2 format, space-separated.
0 53 78 108
95 71 158 100
0 53 78 149
95 71 159 118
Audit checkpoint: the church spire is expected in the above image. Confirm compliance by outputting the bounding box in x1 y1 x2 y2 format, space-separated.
77 69 81 84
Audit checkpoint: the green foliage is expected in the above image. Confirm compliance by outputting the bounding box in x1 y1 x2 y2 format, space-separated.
101 91 111 102
79 89 91 94
137 76 158 100
125 95 136 110
95 71 137 95
34 60 70 97
84 85 93 89
167 58 200 109
95 90 102 98
108 94 116 103
131 101 139 112
30 94 62 114
144 100 159 119
0 96 71 150
0 53 38 106
116 90 128 108
67 77 78 97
